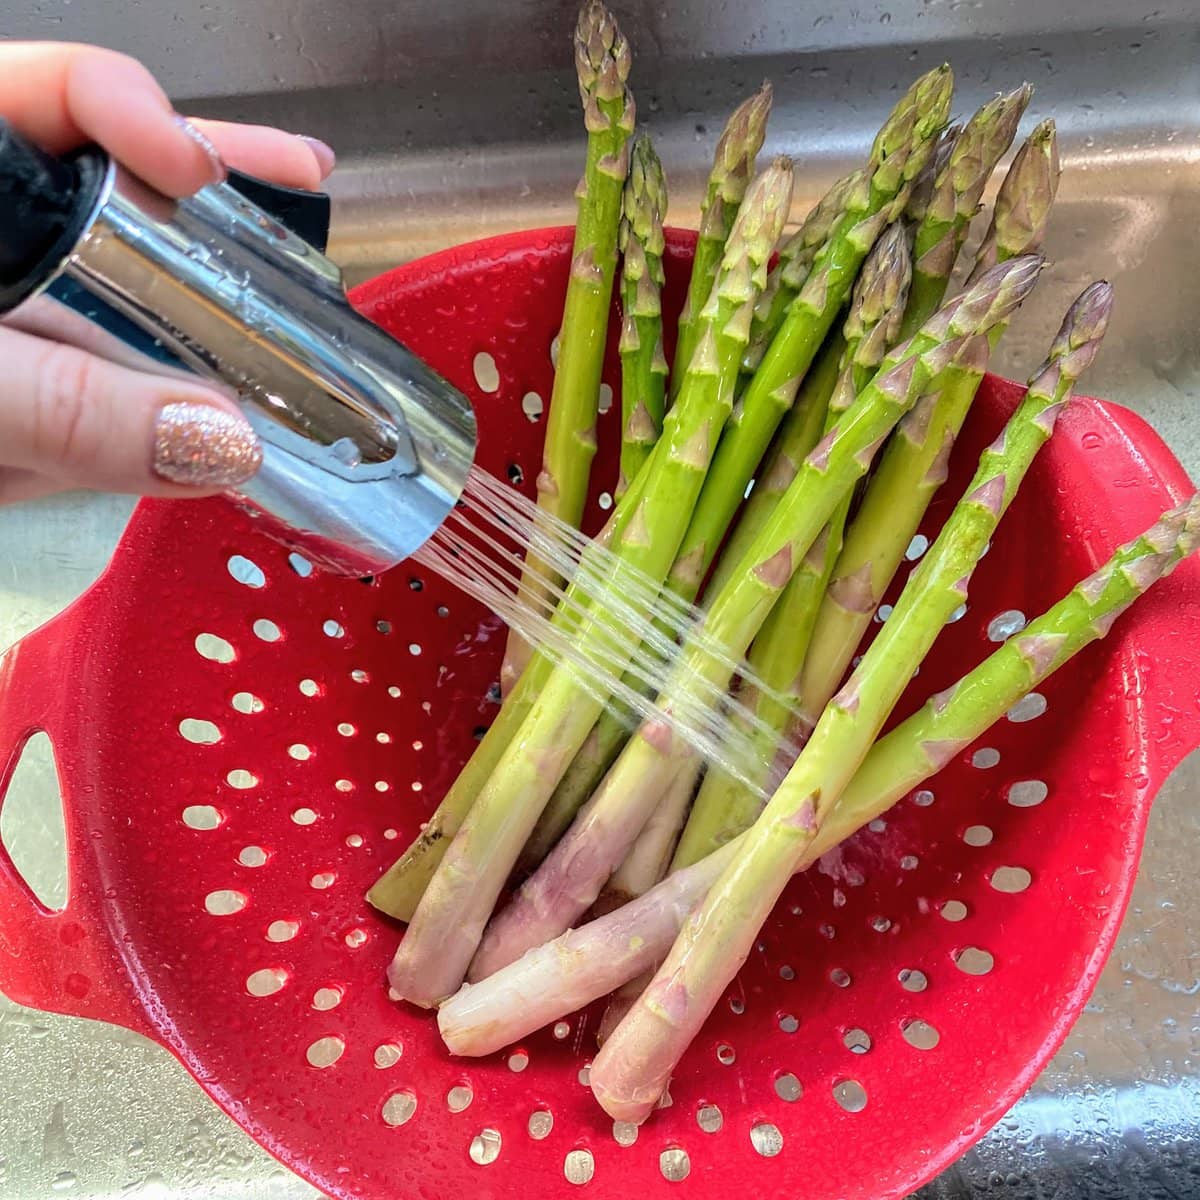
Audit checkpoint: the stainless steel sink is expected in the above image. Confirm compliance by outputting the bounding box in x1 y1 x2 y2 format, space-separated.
1 1 1198 1196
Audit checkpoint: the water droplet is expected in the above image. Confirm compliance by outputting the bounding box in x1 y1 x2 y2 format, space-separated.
987 609 1027 641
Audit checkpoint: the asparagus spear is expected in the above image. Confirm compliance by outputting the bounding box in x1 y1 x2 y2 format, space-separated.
441 486 1198 1059
898 85 1032 338
521 340 838 876
840 488 1194 808
793 117 1061 742
968 117 1061 284
515 71 949 870
617 135 669 495
388 162 794 1007
663 66 953 606
370 144 759 920
603 760 701 905
674 220 913 868
704 333 845 600
742 169 863 375
370 469 652 922
501 0 636 693
441 838 737 1057
468 257 1040 981
522 329 845 869
589 283 1106 1123
671 83 773 394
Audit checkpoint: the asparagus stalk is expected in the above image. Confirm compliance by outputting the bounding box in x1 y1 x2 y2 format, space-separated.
441 485 1198 1060
794 116 1061 741
603 759 702 905
704 333 844 600
526 330 844 867
519 719 616 873
673 220 913 868
468 257 1040 982
515 70 950 869
743 169 863 375
370 150 776 922
388 162 794 1007
590 284 1109 1122
373 312 688 918
617 135 669 495
370 471 651 921
671 83 773 394
968 118 1061 284
441 839 737 1057
663 66 953 606
898 85 1032 338
840 488 1196 808
525 331 844 864
520 330 841 874
501 0 636 693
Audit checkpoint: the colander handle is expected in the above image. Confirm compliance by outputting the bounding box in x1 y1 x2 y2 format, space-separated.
0 614 156 1040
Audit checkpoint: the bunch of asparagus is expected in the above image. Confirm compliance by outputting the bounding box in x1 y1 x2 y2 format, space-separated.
371 0 1200 1124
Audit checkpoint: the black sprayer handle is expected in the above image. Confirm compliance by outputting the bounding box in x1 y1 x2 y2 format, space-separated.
0 117 106 311
225 169 331 252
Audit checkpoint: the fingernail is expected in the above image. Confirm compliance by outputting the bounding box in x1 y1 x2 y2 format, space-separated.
174 115 227 184
298 135 337 178
154 402 262 487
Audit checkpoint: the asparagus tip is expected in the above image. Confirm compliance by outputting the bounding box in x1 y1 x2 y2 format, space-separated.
969 80 1034 163
928 250 1043 340
994 81 1035 124
966 115 1061 284
918 81 1033 235
742 155 795 241
710 155 795 318
1064 279 1115 340
971 249 1045 307
1034 280 1114 384
1017 117 1060 177
708 80 776 199
844 220 914 354
873 62 955 164
1021 117 1061 191
575 0 632 105
925 61 956 117
621 134 669 242
1030 115 1058 145
906 122 961 222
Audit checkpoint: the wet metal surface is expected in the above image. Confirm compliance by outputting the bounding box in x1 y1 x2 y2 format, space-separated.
1 1 1198 1196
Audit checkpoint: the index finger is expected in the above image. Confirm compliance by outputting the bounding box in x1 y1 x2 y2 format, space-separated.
0 41 224 197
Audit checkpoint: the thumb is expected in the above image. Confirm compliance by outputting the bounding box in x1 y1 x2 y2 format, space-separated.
0 325 261 498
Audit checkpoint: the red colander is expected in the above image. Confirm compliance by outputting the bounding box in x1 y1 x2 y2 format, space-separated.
2 228 1199 1200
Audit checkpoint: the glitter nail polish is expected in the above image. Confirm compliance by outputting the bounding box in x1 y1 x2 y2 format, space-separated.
154 402 262 487
174 115 227 184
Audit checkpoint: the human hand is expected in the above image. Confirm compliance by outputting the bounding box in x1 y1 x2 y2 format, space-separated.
0 42 337 504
